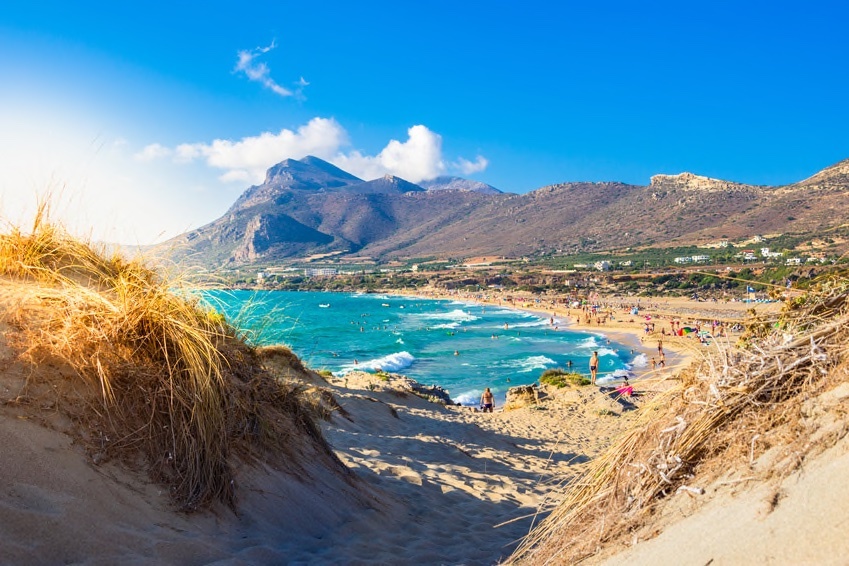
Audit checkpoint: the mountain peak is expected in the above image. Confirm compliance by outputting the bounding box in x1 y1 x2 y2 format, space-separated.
262 155 361 187
298 156 362 181
796 158 849 188
346 175 425 195
650 172 751 192
418 176 501 194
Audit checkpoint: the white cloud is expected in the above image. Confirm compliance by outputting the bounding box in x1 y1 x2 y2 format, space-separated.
331 125 446 182
134 143 172 161
234 40 305 98
1 105 491 248
170 117 348 182
143 119 488 186
453 155 489 175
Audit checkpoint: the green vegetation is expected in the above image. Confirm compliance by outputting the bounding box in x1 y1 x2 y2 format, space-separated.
540 368 591 387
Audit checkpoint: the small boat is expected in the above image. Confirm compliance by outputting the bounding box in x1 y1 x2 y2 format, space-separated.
318 303 331 308
381 303 390 307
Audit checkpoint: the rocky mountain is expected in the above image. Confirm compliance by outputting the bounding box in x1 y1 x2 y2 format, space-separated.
419 176 501 194
159 156 849 267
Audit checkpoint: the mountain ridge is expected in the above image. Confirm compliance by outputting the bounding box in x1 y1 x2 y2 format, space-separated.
158 156 849 267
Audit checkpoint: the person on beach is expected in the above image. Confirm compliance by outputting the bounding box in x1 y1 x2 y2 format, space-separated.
589 351 599 385
480 388 494 412
658 339 664 355
616 378 633 397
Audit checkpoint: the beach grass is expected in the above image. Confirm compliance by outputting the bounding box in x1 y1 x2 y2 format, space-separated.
0 206 336 510
539 368 591 387
508 270 849 564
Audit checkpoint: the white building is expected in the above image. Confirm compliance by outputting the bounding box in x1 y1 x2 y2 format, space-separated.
304 268 338 277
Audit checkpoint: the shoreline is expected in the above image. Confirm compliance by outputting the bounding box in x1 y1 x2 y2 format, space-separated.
389 287 710 391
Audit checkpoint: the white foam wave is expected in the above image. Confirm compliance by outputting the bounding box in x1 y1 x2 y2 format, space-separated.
487 308 525 317
433 322 460 330
597 368 633 384
630 353 648 368
454 390 482 406
413 309 479 323
351 293 393 300
339 351 415 375
510 319 548 328
396 338 405 345
499 355 556 373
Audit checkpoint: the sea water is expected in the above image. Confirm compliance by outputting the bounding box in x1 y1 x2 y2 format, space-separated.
201 290 643 405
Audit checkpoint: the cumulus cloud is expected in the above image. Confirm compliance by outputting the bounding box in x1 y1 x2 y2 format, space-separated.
234 40 306 98
142 118 487 185
453 155 489 175
171 117 348 182
332 125 445 183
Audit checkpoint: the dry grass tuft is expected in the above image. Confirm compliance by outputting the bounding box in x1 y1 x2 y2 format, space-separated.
0 208 339 510
508 271 849 564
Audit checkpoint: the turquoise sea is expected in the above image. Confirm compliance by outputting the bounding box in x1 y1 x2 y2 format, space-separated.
202 290 645 405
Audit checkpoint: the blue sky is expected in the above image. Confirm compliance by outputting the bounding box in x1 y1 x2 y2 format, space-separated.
2 1 847 244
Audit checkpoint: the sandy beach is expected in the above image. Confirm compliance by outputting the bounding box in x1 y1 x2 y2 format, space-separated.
0 281 677 564
6 275 837 565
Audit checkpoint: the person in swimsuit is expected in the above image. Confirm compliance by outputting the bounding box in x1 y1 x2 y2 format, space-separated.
480 387 495 412
589 351 599 385
616 377 633 397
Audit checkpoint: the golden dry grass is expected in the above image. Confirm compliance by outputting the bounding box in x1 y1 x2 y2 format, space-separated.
0 208 339 510
508 271 849 564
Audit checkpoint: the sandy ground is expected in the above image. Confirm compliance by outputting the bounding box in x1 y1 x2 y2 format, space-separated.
596 382 849 566
291 371 654 564
0 302 657 565
5 286 828 565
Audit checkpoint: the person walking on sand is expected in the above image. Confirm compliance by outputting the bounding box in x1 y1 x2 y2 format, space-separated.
480 388 495 413
589 351 599 385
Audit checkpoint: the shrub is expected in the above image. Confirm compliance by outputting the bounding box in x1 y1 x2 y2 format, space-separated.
540 368 591 387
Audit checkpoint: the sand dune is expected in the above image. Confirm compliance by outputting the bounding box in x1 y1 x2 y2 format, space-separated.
295 371 650 564
0 309 647 564
4 272 846 565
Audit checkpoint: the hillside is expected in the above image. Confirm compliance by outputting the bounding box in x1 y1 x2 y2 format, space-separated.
157 156 849 267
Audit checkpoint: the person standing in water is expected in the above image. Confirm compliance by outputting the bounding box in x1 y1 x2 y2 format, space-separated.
480 388 495 412
589 351 599 385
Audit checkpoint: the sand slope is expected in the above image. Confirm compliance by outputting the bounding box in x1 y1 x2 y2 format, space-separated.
289 372 648 564
0 406 386 565
0 304 372 564
595 382 849 566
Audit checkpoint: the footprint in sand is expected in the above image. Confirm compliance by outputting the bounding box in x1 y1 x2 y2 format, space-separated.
377 465 424 486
